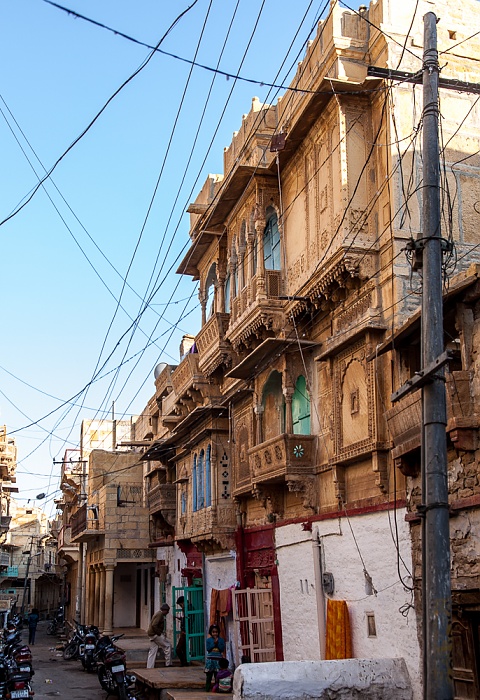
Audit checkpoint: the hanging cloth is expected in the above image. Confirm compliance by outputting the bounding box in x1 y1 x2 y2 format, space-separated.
325 599 352 660
209 587 232 640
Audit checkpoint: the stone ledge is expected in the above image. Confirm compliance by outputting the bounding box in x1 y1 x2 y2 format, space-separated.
233 658 412 700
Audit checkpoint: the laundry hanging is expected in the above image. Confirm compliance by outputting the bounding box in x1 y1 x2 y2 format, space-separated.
325 599 353 660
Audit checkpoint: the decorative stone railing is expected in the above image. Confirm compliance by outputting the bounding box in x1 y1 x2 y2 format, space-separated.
171 353 204 399
70 504 102 540
195 312 231 376
249 434 316 483
147 483 176 516
154 363 176 399
178 505 236 551
161 390 177 418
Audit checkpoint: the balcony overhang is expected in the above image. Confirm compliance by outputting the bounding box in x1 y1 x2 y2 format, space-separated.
226 337 318 379
140 440 174 462
177 165 275 278
271 77 373 171
367 264 480 361
70 529 106 543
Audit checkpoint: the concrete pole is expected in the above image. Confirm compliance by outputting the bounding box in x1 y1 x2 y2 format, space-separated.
103 564 115 635
421 13 453 700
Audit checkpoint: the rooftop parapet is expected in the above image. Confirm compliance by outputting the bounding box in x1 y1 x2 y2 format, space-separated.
187 174 223 239
223 97 277 178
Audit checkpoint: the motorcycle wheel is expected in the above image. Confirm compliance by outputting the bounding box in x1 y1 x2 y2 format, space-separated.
98 666 115 695
46 623 55 635
117 683 128 700
63 641 78 660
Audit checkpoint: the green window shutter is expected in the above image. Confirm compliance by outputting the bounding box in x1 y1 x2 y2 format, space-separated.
292 376 311 435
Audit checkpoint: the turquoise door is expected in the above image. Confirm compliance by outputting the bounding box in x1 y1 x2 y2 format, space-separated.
172 585 205 662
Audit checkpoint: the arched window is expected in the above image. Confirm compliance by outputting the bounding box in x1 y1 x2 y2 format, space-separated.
262 370 285 442
292 375 311 435
197 449 205 510
205 444 212 507
264 208 281 270
192 454 197 512
205 263 217 319
224 273 231 313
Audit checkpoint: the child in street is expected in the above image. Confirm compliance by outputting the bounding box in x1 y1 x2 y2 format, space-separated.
212 658 233 693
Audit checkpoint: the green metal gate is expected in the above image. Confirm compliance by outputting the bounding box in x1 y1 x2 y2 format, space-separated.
172 585 205 662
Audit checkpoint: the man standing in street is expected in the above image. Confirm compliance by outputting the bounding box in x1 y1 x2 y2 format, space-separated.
147 603 172 668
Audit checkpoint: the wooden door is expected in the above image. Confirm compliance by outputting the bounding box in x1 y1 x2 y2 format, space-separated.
452 613 480 699
233 587 276 664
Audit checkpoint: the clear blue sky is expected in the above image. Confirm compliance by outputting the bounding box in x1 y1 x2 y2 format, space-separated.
0 0 330 513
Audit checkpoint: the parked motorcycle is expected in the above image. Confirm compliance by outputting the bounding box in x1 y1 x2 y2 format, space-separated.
3 630 34 682
95 634 136 700
46 606 64 636
0 627 34 698
79 625 100 672
63 619 89 660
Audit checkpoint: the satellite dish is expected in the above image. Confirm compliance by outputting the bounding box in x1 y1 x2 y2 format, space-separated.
154 362 167 379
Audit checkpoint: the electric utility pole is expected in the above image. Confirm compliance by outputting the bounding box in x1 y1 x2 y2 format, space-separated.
371 13 459 699
420 13 453 699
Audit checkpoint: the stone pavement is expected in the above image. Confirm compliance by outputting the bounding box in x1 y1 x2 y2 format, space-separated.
27 621 112 699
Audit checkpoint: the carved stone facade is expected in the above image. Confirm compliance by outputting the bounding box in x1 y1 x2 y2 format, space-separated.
131 0 480 689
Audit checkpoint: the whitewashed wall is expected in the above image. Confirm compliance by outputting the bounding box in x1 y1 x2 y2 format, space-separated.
275 511 421 700
153 543 187 637
275 525 322 660
205 552 237 666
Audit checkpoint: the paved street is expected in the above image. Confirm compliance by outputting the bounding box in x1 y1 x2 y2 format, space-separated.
27 622 120 699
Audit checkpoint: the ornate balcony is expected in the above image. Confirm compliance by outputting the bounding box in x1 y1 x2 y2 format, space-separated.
155 363 176 399
147 483 176 520
70 504 105 542
386 371 478 475
170 353 209 401
195 312 232 376
161 389 178 420
226 272 286 352
177 505 236 553
248 434 316 484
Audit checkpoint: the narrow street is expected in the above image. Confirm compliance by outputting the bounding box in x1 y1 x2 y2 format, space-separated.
27 622 119 699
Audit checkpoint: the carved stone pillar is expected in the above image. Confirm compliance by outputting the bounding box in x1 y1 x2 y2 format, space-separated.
99 566 106 631
199 285 207 327
283 387 294 434
217 260 226 313
94 565 101 627
254 216 266 299
87 567 95 625
254 405 264 445
238 244 246 291
247 235 255 303
103 564 115 635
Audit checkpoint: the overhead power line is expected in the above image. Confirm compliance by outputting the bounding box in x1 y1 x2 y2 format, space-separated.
0 0 200 229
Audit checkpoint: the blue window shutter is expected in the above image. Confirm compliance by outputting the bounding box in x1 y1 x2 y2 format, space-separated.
198 450 205 509
205 444 212 507
192 454 197 512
